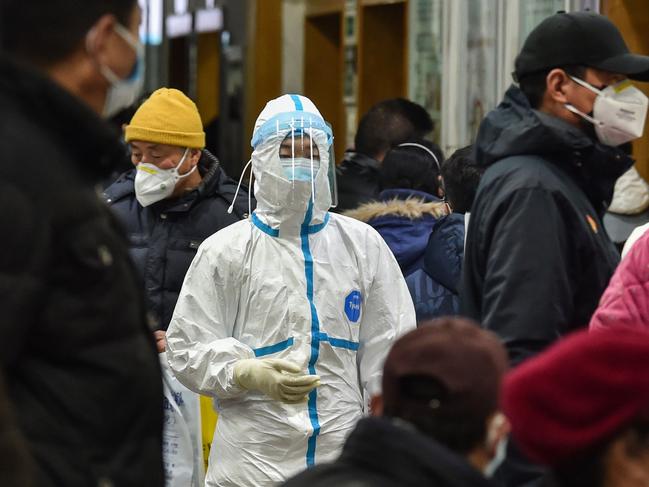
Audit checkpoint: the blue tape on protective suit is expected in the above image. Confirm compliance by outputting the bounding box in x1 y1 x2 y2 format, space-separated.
253 338 295 357
301 202 322 467
251 212 280 237
250 111 333 149
290 94 304 111
252 212 329 238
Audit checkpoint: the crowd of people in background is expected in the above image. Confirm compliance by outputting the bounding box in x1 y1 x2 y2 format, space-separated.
3 1 649 487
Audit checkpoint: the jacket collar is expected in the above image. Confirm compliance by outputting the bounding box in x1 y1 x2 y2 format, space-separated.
0 55 123 182
341 151 381 172
474 85 634 214
341 417 496 487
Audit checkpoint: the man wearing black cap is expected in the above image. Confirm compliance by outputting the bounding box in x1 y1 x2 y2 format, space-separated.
462 11 649 366
461 11 649 486
281 318 510 487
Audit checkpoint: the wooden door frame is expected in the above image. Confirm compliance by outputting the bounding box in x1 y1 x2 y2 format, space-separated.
356 0 409 122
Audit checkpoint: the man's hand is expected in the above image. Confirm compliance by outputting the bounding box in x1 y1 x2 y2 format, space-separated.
233 358 320 403
154 330 167 353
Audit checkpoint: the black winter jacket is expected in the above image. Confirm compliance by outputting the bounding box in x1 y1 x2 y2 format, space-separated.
0 57 163 485
0 372 33 486
282 417 496 487
104 151 251 330
461 86 630 366
335 151 382 212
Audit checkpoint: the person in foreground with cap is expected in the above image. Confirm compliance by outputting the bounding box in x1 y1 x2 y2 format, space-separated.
503 327 649 487
282 317 510 487
461 10 649 365
165 94 416 486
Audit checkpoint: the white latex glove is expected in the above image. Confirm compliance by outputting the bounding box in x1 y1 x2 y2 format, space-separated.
233 358 320 404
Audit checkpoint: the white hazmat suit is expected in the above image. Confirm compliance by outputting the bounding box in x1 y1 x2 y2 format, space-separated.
166 94 416 486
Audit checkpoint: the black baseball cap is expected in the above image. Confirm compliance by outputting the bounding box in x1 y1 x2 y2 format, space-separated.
514 11 649 82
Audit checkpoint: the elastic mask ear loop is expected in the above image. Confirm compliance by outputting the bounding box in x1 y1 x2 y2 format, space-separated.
570 75 603 96
565 103 601 126
309 119 316 204
248 170 253 218
566 76 603 127
174 148 195 180
227 158 253 215
291 118 296 188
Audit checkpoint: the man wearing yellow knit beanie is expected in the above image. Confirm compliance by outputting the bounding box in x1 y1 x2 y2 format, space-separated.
104 88 251 485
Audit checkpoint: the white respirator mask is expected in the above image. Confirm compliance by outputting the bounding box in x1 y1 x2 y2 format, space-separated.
134 148 196 207
565 77 648 147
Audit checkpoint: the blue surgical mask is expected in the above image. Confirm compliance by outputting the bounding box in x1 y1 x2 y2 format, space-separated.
100 23 145 118
484 437 507 477
483 414 508 477
280 157 320 182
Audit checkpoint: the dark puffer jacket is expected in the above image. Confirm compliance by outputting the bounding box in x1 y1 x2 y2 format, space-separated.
282 417 496 487
104 151 251 330
345 189 464 320
0 56 163 486
461 85 629 366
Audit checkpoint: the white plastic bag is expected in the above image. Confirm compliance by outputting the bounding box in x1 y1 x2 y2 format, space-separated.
160 352 204 487
609 166 649 215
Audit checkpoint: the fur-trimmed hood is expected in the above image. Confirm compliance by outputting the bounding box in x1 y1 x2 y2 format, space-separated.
344 189 447 275
344 197 447 223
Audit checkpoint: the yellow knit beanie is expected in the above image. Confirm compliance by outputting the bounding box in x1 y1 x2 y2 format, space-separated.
125 88 205 149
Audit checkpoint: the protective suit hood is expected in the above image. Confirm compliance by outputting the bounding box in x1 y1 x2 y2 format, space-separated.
251 94 333 235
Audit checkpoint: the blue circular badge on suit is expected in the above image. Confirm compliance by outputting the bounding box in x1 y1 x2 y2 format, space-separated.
344 290 362 322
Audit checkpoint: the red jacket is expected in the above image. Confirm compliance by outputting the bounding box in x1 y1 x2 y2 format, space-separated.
590 230 649 331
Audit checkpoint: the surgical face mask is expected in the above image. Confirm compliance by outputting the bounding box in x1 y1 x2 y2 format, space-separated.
280 157 320 182
565 77 648 147
100 23 145 118
134 149 196 207
483 413 508 477
484 437 507 477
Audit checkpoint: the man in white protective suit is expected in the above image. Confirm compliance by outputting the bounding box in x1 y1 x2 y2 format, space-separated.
165 94 417 486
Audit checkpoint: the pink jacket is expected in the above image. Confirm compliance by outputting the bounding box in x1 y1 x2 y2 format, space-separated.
590 229 649 331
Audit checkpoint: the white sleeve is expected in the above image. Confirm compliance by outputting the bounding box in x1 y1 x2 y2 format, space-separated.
166 241 254 399
357 239 417 396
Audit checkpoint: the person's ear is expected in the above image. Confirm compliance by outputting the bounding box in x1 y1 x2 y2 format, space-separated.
190 149 202 166
437 175 445 199
370 395 384 417
603 430 649 486
545 68 572 105
86 14 119 68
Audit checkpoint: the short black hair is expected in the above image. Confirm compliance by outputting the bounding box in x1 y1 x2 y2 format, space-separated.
1 0 137 66
380 139 444 196
355 98 434 160
518 65 587 109
384 375 489 455
441 145 483 214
